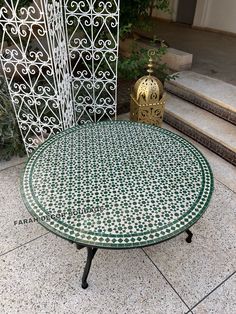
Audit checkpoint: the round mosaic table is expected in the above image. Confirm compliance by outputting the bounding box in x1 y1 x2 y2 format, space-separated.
21 120 214 288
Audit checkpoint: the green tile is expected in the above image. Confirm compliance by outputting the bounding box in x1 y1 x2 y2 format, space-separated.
21 120 214 249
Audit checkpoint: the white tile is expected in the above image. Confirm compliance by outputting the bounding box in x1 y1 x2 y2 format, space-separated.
0 164 46 255
0 156 26 171
116 113 130 120
192 273 236 314
0 233 189 314
144 180 236 308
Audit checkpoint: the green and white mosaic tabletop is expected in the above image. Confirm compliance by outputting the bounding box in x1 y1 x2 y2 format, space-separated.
21 120 214 249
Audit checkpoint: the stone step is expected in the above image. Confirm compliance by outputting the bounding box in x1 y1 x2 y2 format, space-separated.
119 39 193 71
165 71 236 125
164 93 236 166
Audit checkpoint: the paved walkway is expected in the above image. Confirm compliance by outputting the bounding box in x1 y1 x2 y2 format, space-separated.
0 114 235 314
147 19 236 85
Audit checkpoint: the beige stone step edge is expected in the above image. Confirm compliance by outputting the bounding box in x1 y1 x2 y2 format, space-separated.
165 81 236 125
164 110 236 166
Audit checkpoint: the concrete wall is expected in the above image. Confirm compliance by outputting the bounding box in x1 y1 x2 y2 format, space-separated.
193 0 236 34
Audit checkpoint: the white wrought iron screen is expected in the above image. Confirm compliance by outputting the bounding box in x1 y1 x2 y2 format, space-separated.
65 0 120 123
0 0 120 154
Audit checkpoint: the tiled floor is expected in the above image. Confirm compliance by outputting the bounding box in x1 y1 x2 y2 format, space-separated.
0 118 235 314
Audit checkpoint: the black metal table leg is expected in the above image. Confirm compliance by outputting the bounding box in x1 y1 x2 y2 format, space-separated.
185 229 193 243
82 247 98 289
76 243 85 250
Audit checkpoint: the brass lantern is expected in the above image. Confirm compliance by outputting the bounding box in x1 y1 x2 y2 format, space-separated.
130 51 166 127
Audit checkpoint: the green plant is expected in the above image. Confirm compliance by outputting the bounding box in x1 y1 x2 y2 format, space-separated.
118 41 177 83
0 77 25 160
120 0 170 29
118 0 173 82
119 23 133 40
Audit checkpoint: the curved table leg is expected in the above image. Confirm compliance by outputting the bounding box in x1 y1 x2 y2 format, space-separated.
76 243 85 250
82 247 98 289
185 229 193 243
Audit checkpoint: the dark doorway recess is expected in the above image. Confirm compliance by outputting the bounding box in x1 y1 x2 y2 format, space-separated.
176 0 197 25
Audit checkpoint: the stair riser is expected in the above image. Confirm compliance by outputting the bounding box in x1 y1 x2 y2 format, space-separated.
164 112 236 166
165 83 236 125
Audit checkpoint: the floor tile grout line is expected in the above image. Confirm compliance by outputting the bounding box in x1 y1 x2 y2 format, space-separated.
0 232 49 258
189 270 236 312
0 161 26 173
214 177 236 195
141 248 192 311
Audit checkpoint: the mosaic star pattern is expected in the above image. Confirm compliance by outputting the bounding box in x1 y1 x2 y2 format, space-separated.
21 121 214 248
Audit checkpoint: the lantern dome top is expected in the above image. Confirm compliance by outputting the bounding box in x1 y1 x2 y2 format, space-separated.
133 50 164 104
133 75 163 104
